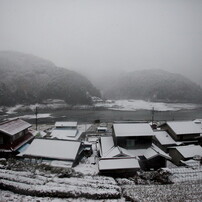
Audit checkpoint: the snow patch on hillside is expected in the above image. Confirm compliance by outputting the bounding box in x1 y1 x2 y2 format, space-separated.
95 100 202 112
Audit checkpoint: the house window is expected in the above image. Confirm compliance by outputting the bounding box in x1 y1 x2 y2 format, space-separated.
126 139 135 148
0 136 3 144
13 131 23 141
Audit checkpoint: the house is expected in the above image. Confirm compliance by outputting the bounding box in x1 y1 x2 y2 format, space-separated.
98 136 140 174
98 123 171 173
153 130 183 153
169 145 202 165
112 123 154 149
159 121 202 143
18 138 83 167
50 121 78 140
0 118 34 157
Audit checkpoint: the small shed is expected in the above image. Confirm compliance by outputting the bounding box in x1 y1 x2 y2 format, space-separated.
50 121 78 140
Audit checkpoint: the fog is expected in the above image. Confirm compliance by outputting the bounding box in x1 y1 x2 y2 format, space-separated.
0 0 202 87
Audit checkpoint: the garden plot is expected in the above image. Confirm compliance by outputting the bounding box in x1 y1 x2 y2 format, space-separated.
0 168 120 200
0 190 125 202
118 180 202 202
168 167 202 182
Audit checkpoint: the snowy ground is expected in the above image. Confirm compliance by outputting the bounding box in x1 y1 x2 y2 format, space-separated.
0 165 121 200
3 99 202 117
0 162 202 201
95 99 202 112
0 120 202 201
0 190 124 202
10 113 52 120
1 152 202 201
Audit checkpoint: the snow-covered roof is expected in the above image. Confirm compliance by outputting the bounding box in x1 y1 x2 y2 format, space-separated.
0 118 31 136
50 129 78 139
122 144 171 160
55 122 77 128
180 159 200 168
166 121 202 135
99 158 140 171
100 136 114 156
100 136 135 158
50 160 73 168
144 144 171 160
154 131 182 145
103 146 133 158
174 145 202 159
19 139 81 161
97 127 108 131
113 123 154 137
194 119 202 124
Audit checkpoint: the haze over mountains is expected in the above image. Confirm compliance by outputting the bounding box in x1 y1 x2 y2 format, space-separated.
102 69 202 103
0 51 100 106
0 51 202 106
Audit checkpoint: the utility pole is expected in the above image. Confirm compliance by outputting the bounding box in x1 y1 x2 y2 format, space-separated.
151 107 155 124
35 106 38 131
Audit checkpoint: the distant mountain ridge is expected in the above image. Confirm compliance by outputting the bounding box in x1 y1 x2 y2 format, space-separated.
0 51 101 106
103 69 202 103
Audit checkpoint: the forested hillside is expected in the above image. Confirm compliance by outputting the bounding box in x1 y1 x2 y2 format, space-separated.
104 69 202 103
0 51 101 106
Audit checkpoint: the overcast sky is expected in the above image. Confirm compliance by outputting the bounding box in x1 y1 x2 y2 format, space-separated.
0 0 202 86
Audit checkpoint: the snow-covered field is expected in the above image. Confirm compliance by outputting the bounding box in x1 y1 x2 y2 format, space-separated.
95 99 202 112
1 157 202 201
0 190 124 202
0 167 120 200
119 181 202 202
1 167 202 201
12 113 52 119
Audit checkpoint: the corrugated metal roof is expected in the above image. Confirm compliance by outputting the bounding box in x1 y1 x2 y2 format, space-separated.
0 118 31 136
113 123 154 137
99 158 140 171
167 121 202 135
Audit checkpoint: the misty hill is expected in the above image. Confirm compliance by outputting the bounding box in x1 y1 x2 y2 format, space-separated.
104 69 202 103
0 51 101 106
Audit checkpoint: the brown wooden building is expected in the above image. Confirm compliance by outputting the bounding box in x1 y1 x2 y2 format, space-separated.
0 118 34 157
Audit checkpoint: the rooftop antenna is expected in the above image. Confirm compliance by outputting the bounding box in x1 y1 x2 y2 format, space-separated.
35 106 38 130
